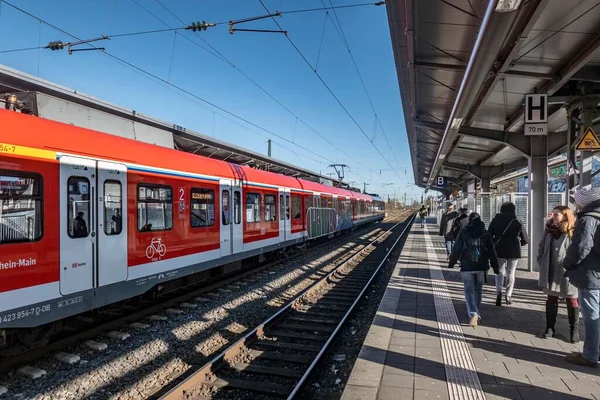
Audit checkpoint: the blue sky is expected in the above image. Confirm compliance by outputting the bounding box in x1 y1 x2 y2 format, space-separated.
0 0 422 201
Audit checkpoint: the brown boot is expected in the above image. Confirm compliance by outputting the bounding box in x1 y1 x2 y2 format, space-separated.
566 352 598 368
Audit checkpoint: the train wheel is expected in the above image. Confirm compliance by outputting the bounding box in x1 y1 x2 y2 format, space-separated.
16 324 54 347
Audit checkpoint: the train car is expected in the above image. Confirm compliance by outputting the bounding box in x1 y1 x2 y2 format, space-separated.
0 108 384 348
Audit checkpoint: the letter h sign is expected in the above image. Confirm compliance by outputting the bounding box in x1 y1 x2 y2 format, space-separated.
524 93 548 136
525 94 547 124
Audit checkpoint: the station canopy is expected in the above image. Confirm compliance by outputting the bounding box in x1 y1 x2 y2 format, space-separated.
386 0 600 195
0 64 343 187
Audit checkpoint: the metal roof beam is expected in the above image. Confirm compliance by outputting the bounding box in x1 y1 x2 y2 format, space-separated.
443 160 527 180
426 2 525 189
506 30 600 131
571 66 600 84
415 120 530 157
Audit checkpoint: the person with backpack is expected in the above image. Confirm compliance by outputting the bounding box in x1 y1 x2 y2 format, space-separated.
488 202 529 306
439 204 458 256
563 186 600 368
419 205 428 228
448 212 500 327
537 206 578 342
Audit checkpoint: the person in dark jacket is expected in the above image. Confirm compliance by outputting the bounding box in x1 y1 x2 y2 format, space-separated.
450 207 469 241
488 202 529 306
419 205 428 228
449 213 500 327
537 206 578 342
439 204 458 256
563 187 600 368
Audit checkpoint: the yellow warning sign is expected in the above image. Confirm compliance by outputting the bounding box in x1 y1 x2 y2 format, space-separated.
576 127 600 151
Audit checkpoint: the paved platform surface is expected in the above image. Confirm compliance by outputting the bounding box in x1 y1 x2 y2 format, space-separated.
342 223 600 400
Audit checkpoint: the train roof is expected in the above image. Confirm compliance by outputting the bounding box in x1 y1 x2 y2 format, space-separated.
1 109 371 201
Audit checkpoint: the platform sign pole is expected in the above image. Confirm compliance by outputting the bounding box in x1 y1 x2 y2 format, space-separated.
524 94 548 136
575 97 600 189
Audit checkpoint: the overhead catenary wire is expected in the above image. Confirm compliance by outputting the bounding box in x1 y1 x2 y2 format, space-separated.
257 0 404 183
0 0 384 186
0 0 339 170
322 0 403 168
146 0 376 176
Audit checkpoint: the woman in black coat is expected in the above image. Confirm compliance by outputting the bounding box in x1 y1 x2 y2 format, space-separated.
488 202 529 306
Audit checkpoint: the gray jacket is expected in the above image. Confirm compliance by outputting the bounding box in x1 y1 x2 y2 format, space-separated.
563 200 600 290
537 231 577 297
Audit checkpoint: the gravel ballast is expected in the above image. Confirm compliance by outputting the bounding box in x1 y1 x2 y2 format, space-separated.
0 217 407 400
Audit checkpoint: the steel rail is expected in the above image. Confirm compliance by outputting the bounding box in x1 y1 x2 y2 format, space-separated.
287 213 415 398
160 212 415 399
1 212 399 375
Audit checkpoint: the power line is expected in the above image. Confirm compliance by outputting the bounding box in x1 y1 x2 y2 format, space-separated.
0 0 338 169
322 0 403 168
257 0 404 183
146 0 375 174
0 0 382 186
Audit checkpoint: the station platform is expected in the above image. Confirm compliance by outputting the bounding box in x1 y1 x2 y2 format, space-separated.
341 223 600 400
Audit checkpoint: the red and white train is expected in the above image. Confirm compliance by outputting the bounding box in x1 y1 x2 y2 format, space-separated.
0 108 385 346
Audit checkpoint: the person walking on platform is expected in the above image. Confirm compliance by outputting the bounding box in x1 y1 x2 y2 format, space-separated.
419 205 428 228
564 187 600 367
488 202 529 306
448 213 499 327
537 206 578 342
439 204 458 257
450 207 469 242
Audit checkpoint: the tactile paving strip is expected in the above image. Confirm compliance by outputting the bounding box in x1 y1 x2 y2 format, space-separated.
423 226 486 400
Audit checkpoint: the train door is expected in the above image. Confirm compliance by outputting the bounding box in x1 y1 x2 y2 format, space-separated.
219 179 232 257
97 161 128 286
284 189 291 239
59 156 97 295
232 182 243 254
278 189 286 241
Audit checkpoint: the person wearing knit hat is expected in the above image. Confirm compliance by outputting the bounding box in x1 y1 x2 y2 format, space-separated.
574 186 600 209
563 185 600 367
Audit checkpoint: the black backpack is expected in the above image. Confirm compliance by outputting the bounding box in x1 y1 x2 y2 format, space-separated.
464 234 488 265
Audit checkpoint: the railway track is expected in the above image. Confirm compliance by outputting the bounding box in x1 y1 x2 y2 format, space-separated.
0 215 402 375
159 214 414 400
0 212 411 399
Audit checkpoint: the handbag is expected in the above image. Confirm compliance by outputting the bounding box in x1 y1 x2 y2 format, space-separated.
494 219 516 246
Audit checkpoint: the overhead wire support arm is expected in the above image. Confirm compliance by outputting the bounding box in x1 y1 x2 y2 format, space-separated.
228 11 286 35
46 35 109 55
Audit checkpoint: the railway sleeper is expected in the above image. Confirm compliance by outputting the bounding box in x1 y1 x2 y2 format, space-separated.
256 340 322 353
203 377 290 397
288 315 339 325
276 323 335 333
248 349 313 364
264 330 329 341
231 362 304 379
293 309 345 318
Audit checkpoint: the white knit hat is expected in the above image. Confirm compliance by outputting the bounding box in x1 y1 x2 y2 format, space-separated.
574 186 600 207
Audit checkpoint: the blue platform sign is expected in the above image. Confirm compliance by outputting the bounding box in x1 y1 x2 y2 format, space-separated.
434 176 448 189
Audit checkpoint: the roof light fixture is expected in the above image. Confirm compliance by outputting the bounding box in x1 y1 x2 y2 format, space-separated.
495 0 523 13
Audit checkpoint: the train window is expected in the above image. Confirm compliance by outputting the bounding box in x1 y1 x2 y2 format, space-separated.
234 191 241 224
306 196 313 210
137 184 173 232
246 193 261 223
222 190 230 226
191 188 215 228
285 194 290 220
265 194 277 222
0 171 43 244
104 180 122 235
291 195 301 219
279 194 284 221
68 176 91 239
